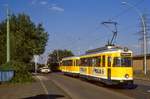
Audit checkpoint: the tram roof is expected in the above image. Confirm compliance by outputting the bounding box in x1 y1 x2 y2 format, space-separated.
81 45 132 57
62 56 80 60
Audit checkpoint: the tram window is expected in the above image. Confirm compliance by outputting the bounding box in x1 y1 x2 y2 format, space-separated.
64 61 67 66
81 58 88 66
102 55 105 67
87 58 92 66
113 57 121 67
69 60 73 66
73 61 76 66
113 57 132 67
81 59 83 66
96 57 100 66
92 58 97 66
63 60 72 66
98 57 101 66
108 56 112 67
76 60 80 66
121 57 132 67
84 58 88 66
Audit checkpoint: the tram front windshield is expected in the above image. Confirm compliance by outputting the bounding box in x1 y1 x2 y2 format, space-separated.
113 57 132 67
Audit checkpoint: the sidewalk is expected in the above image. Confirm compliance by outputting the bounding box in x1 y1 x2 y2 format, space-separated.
0 75 70 99
0 76 45 99
134 73 150 81
134 77 150 81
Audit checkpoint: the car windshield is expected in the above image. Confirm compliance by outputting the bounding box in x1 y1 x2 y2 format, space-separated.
113 57 132 67
43 67 49 69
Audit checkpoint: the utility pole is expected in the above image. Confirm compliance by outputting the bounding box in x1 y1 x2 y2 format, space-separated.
56 50 59 63
6 7 10 63
138 14 150 71
122 2 147 75
34 55 39 74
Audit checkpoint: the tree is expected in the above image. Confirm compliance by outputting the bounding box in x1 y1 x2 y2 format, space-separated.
0 13 48 64
47 49 74 71
48 49 74 64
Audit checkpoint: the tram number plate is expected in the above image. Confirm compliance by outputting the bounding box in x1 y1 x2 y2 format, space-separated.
80 68 86 73
93 68 104 74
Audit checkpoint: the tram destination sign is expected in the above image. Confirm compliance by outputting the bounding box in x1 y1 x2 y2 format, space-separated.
121 53 131 57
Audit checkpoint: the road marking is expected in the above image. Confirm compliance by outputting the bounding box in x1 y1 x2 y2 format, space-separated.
37 76 49 98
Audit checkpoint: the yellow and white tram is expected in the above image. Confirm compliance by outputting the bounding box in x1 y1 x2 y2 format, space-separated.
60 56 80 77
60 45 133 85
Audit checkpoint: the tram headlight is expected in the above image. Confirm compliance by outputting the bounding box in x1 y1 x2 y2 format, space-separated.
125 74 129 78
124 47 128 52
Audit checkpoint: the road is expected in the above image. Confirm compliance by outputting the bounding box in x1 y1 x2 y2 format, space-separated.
39 73 134 99
109 79 150 99
36 73 150 99
35 75 71 99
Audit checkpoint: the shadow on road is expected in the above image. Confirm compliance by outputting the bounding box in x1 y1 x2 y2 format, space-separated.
105 84 138 89
64 74 138 89
85 79 138 90
23 94 64 99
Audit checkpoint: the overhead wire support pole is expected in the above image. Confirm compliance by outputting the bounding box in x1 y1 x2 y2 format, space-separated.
122 2 147 75
7 7 10 63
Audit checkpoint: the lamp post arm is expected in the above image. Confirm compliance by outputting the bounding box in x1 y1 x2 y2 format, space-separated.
122 2 147 75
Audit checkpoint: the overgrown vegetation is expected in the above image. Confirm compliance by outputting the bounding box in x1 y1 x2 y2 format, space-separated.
1 61 35 83
0 13 48 83
47 49 74 71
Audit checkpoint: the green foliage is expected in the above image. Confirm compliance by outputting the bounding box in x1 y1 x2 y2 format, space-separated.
48 49 74 64
47 49 74 71
0 13 48 83
1 61 35 83
0 13 48 65
0 62 14 70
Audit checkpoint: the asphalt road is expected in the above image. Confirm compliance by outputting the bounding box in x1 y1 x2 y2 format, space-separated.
35 75 71 99
108 79 150 99
43 73 134 99
42 72 150 99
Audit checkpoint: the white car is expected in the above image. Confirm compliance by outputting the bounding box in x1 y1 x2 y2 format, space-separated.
40 67 51 73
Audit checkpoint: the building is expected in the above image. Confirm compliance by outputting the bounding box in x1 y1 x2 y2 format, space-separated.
133 54 150 73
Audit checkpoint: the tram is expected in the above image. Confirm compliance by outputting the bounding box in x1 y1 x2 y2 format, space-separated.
60 56 80 77
60 45 133 85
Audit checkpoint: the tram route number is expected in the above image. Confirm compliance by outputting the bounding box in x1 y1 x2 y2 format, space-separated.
80 68 86 73
93 68 104 74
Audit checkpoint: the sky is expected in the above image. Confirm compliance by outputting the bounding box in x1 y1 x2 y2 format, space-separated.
0 0 150 63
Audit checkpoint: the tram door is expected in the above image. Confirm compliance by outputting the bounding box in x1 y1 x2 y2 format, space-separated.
107 56 111 80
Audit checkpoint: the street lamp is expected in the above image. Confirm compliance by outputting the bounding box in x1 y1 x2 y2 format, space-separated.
122 2 147 75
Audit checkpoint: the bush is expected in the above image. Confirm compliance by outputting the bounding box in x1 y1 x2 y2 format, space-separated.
1 61 35 83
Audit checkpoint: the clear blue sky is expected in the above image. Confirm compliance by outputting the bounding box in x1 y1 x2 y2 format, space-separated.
0 0 149 63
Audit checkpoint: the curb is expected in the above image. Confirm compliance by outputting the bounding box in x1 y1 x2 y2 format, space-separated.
134 78 150 82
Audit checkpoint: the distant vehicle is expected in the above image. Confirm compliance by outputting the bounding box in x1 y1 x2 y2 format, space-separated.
39 67 51 73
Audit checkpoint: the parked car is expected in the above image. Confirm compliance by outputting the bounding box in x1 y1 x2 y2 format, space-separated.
39 67 51 73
